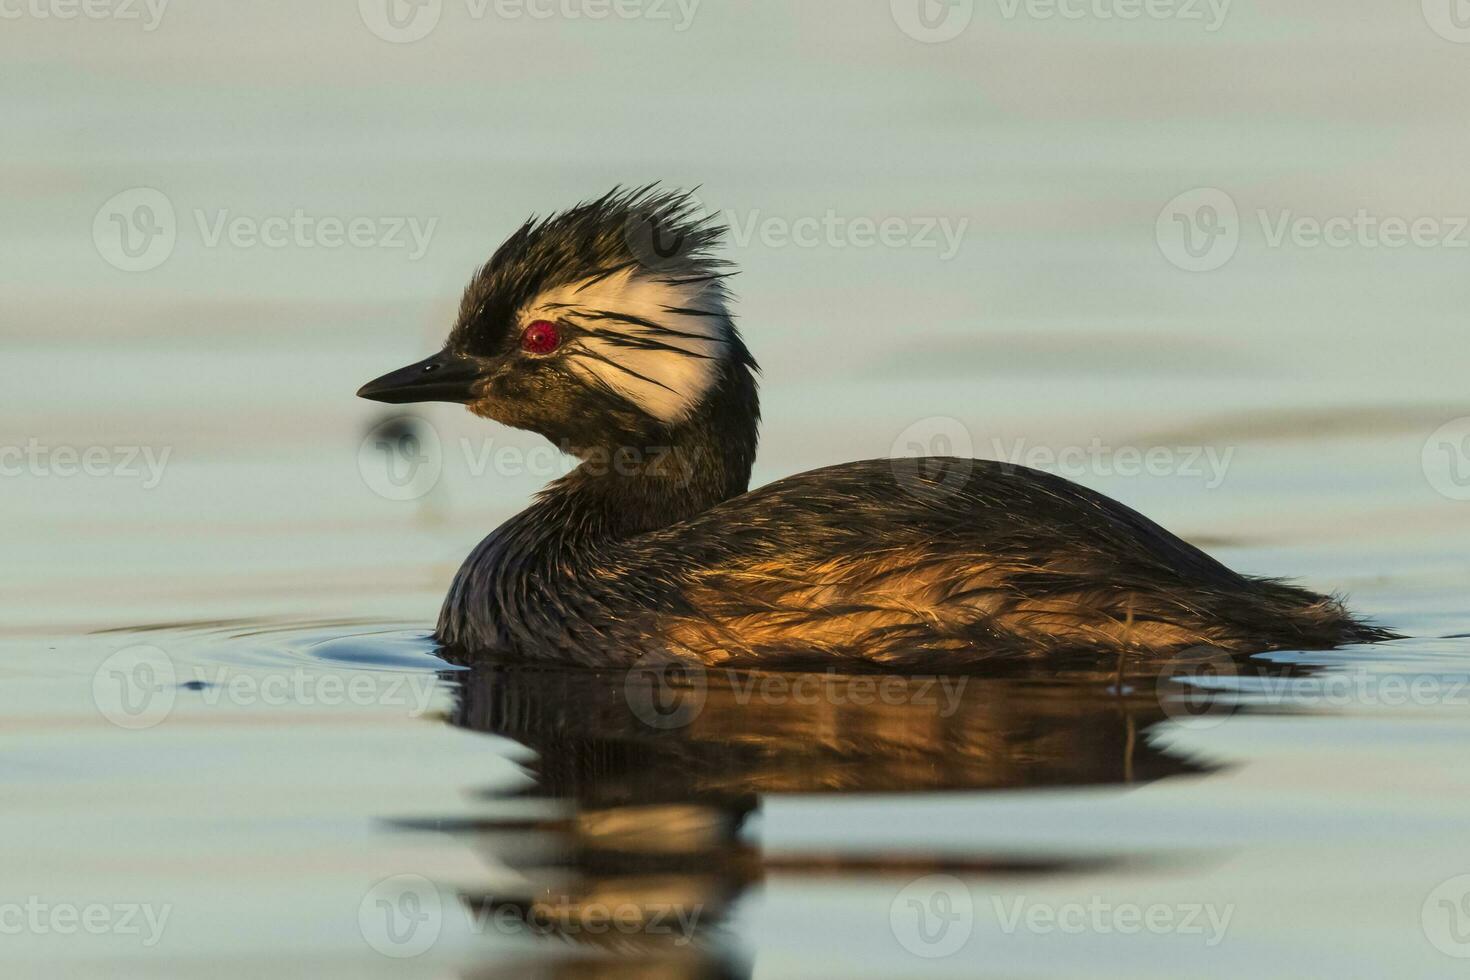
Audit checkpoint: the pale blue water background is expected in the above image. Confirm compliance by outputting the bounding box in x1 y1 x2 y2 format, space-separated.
3 1 1470 976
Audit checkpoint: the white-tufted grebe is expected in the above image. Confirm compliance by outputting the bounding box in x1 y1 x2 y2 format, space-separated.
358 187 1391 669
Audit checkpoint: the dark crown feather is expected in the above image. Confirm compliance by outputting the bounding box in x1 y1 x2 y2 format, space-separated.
450 185 737 354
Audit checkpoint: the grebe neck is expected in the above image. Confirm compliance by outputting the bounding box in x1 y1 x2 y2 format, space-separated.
543 374 760 545
436 365 760 650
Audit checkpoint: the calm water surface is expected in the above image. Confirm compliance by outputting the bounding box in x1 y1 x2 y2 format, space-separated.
7 2 1470 976
7 503 1470 977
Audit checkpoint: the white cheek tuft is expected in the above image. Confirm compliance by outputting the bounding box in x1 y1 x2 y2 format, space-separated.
522 267 731 424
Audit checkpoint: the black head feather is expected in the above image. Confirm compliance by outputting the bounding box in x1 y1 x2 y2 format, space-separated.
424 186 760 466
449 185 738 358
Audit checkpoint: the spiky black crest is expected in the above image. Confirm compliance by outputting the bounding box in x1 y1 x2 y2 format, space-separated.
449 185 738 356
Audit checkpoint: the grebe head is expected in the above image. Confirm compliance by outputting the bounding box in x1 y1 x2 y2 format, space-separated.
357 186 758 462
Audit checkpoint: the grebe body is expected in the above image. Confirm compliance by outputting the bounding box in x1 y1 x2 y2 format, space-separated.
359 188 1388 669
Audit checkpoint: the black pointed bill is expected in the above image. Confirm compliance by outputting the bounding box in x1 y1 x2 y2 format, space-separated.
357 350 485 405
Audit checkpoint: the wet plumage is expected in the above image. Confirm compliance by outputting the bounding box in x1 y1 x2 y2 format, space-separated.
359 186 1391 669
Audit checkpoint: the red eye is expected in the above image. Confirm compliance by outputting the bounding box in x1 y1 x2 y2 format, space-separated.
519 320 561 355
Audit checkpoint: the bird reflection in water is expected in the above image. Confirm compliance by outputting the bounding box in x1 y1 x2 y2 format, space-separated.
412 654 1242 978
